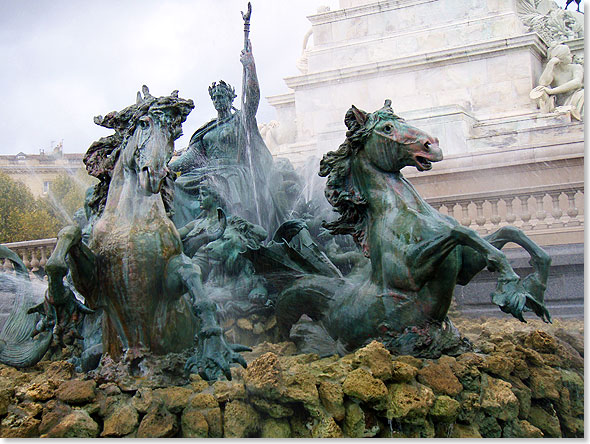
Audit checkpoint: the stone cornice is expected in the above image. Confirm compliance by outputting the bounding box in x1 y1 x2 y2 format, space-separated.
307 0 438 25
284 33 547 89
309 10 520 54
266 92 295 107
404 139 584 179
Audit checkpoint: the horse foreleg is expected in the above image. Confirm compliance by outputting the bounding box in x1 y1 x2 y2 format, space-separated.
165 254 249 381
42 225 96 342
453 226 550 323
407 232 465 290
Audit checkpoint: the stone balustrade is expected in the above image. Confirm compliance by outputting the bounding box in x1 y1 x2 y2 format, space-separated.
0 183 583 274
0 238 57 275
426 182 583 237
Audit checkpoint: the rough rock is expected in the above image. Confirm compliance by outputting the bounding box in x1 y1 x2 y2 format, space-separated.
188 374 209 392
24 381 56 402
342 368 387 405
480 375 519 421
0 411 40 437
41 409 99 438
185 392 221 437
131 387 154 413
289 409 313 438
458 391 481 424
45 361 75 382
524 330 558 353
308 355 354 383
310 410 343 438
417 362 462 396
429 395 460 422
101 402 139 437
180 409 208 438
528 405 561 438
559 413 584 438
479 415 502 438
243 352 282 398
386 382 435 422
56 379 96 405
223 400 259 438
507 376 532 419
153 386 192 413
447 422 481 438
282 368 319 405
212 380 246 402
522 347 545 366
99 382 121 396
449 360 480 391
39 399 72 435
260 417 291 438
250 396 294 418
394 355 423 368
137 404 177 438
318 380 345 421
528 366 561 401
390 360 418 383
482 354 514 379
343 401 365 438
559 369 583 416
503 419 544 438
353 340 393 380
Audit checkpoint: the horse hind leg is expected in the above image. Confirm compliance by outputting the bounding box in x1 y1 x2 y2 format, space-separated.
484 226 552 322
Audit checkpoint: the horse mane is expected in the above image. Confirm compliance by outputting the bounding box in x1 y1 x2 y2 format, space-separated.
319 107 373 251
319 102 400 253
83 86 194 218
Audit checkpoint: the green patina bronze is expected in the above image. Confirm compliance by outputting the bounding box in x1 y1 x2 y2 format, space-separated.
0 3 554 380
274 101 552 358
0 87 249 381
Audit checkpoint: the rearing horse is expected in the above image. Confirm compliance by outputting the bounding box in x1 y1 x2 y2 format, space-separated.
276 101 551 357
2 87 247 380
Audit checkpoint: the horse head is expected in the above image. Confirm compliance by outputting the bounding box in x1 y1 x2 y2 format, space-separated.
348 100 442 173
320 100 443 250
94 86 194 196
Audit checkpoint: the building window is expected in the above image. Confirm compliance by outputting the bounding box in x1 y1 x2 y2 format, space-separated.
43 181 51 193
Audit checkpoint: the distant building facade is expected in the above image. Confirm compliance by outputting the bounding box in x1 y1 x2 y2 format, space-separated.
0 143 85 197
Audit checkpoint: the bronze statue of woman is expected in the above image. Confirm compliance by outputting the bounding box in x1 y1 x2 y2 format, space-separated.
170 34 277 233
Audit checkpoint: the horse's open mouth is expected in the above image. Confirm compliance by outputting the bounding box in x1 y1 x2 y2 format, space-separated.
415 156 432 171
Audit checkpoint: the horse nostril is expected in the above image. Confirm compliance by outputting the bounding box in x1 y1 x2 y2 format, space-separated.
424 141 431 151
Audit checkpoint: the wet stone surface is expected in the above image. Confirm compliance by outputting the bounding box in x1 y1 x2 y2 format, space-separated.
0 317 582 437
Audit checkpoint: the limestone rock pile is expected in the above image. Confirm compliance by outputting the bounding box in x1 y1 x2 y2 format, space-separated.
0 318 582 438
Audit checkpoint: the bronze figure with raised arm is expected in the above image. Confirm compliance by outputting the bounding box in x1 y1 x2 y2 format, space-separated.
170 9 277 233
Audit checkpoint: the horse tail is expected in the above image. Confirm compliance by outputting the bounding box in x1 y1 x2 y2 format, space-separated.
0 331 52 368
275 275 339 338
0 245 29 280
0 246 53 368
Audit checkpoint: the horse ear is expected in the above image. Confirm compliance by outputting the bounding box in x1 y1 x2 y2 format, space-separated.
142 85 152 99
351 105 368 125
136 91 142 105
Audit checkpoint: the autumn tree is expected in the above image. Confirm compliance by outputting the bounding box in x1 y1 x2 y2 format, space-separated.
45 171 95 225
0 172 62 243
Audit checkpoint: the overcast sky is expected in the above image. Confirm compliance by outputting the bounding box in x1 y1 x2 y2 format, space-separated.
0 0 338 155
0 0 581 155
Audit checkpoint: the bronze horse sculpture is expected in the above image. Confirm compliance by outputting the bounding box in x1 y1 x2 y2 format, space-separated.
276 101 551 357
0 87 247 380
